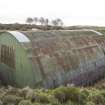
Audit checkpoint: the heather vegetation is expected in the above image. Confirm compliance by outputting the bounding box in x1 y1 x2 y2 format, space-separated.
0 86 105 105
0 23 105 31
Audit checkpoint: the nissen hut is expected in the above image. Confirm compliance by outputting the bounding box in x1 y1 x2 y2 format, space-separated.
0 30 105 88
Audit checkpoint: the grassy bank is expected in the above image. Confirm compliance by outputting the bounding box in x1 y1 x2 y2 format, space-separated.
0 86 105 105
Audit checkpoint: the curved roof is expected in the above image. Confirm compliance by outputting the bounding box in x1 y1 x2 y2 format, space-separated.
11 30 104 74
7 31 30 42
22 29 103 40
1 30 105 68
83 29 103 36
0 29 101 43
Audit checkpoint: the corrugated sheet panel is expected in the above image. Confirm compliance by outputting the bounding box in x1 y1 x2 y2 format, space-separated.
22 30 100 41
1 30 105 88
23 35 104 74
8 31 30 42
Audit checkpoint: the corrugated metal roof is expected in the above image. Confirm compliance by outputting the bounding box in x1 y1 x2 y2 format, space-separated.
22 30 99 40
4 30 105 75
87 29 103 36
8 31 30 42
22 34 105 74
1 30 105 88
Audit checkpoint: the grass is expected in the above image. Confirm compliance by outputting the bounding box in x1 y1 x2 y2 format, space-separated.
0 86 105 105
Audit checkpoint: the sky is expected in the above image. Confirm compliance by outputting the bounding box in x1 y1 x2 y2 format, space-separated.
0 0 105 26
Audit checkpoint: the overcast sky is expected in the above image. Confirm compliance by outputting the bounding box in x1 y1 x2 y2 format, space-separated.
0 0 105 26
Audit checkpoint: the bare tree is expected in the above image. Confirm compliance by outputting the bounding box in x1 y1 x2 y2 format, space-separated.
39 17 45 25
56 18 64 26
45 18 49 26
51 20 58 26
34 17 38 25
52 18 63 26
26 17 33 24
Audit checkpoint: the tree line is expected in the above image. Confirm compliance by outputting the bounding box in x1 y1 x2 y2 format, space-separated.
0 23 64 31
26 17 64 26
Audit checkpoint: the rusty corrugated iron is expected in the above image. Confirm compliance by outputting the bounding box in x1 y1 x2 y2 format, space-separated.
1 30 105 88
20 30 105 88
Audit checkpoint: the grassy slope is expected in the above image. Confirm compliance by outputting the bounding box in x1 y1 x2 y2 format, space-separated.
0 86 105 105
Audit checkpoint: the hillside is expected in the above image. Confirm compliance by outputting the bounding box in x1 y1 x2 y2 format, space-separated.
0 24 105 31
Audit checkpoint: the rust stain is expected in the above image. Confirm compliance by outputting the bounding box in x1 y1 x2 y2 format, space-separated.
25 35 105 75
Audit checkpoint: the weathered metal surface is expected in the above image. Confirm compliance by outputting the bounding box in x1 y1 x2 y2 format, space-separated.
21 30 105 88
0 44 15 86
8 31 30 42
0 44 15 69
0 30 105 88
29 36 105 88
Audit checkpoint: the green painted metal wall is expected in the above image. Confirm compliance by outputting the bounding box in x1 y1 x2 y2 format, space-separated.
0 33 39 88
